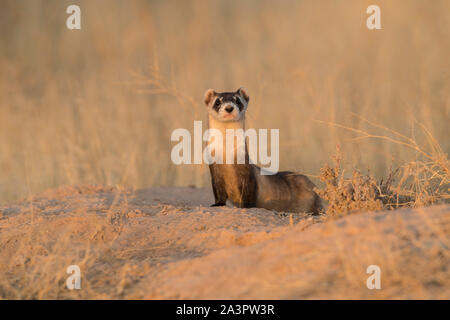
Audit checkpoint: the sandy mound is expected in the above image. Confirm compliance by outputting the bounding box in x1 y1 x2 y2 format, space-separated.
0 185 448 299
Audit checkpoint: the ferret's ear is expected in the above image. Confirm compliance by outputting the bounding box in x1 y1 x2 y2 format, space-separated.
236 87 249 103
204 89 217 105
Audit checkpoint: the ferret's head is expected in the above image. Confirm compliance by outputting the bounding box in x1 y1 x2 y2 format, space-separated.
204 88 249 122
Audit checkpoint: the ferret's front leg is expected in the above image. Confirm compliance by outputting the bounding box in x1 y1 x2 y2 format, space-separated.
209 164 227 206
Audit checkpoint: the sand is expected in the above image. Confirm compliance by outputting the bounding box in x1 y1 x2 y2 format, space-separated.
0 185 448 299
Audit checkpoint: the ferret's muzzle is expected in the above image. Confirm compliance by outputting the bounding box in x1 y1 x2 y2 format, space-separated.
224 105 234 113
221 103 237 113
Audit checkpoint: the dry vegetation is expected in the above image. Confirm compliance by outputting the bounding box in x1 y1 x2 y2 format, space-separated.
0 0 449 203
317 127 449 216
0 0 449 299
0 186 448 299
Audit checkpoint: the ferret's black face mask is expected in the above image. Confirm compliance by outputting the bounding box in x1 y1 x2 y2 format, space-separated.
204 89 249 122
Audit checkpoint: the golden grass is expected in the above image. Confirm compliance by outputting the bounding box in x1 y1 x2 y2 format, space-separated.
0 186 448 299
1 0 449 300
316 117 449 216
0 0 449 203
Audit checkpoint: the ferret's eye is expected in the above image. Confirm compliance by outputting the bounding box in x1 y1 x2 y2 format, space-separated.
235 97 241 105
214 99 221 106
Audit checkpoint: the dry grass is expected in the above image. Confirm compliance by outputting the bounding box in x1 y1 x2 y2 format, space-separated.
0 0 449 300
0 185 143 299
0 0 449 203
0 186 448 299
316 147 384 216
316 117 449 216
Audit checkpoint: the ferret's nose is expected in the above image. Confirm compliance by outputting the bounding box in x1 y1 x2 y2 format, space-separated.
225 106 234 113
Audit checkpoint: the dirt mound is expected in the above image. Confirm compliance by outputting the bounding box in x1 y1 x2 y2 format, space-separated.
0 185 448 299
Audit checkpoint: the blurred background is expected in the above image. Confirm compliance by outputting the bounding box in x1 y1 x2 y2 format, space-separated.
0 0 449 203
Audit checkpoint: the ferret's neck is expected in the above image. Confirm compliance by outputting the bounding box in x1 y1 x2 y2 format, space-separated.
207 115 247 165
207 115 245 133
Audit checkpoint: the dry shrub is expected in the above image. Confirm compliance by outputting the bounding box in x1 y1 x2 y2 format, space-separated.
316 147 383 216
317 118 449 216
0 186 135 299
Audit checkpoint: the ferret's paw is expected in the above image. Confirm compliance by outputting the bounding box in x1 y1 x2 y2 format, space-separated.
211 203 226 207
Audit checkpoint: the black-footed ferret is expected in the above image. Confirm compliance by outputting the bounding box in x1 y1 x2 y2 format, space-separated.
204 87 323 214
